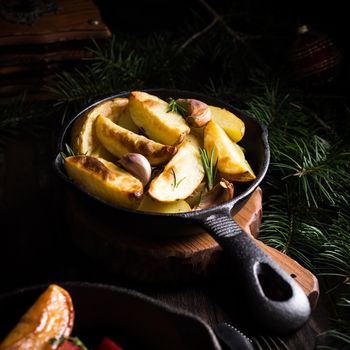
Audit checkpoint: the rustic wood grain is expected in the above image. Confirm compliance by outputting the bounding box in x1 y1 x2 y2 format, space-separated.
234 186 262 237
0 0 111 46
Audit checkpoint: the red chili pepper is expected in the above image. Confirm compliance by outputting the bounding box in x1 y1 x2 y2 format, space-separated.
58 340 82 350
97 337 124 350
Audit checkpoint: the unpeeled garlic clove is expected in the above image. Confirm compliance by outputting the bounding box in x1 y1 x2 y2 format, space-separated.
194 178 234 210
176 98 211 128
118 153 152 186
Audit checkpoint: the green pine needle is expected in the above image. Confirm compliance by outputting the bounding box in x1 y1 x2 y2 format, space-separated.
272 136 350 207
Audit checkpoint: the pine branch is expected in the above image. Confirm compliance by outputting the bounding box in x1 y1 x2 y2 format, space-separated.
46 34 198 124
0 94 53 140
178 17 219 53
273 136 350 207
197 0 258 43
316 211 350 277
259 190 327 271
87 38 145 82
246 80 350 346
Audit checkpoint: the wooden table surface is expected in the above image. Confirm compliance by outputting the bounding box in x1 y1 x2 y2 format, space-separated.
0 136 330 349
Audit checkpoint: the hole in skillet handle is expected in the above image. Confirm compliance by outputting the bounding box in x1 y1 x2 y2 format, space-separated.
197 210 311 334
256 263 293 301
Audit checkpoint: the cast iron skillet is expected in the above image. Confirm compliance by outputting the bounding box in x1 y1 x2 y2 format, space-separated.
54 89 311 333
0 282 221 350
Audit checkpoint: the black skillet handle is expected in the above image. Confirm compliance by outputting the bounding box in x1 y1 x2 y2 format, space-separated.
198 211 311 334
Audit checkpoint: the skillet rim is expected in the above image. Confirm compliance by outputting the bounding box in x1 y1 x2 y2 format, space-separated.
54 88 270 219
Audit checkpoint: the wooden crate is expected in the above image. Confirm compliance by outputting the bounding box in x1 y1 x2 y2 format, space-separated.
0 0 111 99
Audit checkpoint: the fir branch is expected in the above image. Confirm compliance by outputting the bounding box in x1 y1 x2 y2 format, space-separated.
87 38 145 82
315 211 350 277
197 0 257 43
46 34 195 123
246 79 350 346
273 136 350 207
47 65 140 124
178 17 219 52
317 330 350 350
0 94 53 140
259 191 327 270
138 33 195 87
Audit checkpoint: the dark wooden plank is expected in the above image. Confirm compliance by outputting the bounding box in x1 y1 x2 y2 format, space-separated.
0 0 111 46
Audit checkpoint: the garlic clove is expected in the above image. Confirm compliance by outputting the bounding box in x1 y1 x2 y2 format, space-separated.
176 99 211 128
118 153 152 186
194 178 234 210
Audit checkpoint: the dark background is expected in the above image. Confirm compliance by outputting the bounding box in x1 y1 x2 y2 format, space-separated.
95 0 350 96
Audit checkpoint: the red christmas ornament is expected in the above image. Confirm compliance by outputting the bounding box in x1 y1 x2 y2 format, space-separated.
289 24 341 84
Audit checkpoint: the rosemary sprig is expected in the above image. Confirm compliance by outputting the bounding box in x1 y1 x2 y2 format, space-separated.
167 98 188 117
68 337 89 350
199 148 217 190
49 335 65 346
171 168 186 190
60 143 78 159
49 336 88 349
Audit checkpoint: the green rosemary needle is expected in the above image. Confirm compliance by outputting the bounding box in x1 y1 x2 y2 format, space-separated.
167 98 188 117
199 148 217 190
61 143 79 159
171 168 186 190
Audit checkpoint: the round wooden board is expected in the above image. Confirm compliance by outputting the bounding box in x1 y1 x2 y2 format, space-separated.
67 187 319 309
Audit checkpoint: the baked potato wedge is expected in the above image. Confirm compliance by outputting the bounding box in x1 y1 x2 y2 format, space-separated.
117 106 139 133
70 98 129 157
129 91 190 145
0 284 74 350
204 120 255 182
64 155 143 209
95 115 176 166
209 105 245 142
149 134 204 202
138 194 191 213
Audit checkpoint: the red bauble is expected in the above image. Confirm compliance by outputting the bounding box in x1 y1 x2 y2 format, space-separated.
289 24 342 84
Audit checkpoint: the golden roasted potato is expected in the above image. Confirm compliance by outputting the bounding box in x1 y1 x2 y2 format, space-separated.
129 91 190 145
117 106 139 133
204 120 256 182
70 98 129 157
209 106 245 142
149 135 204 202
64 155 143 209
95 115 176 166
138 194 191 213
0 284 74 350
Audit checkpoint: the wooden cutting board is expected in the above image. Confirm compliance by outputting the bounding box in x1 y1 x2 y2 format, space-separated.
67 187 319 309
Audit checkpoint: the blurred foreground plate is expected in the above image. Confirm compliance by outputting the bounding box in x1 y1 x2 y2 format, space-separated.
0 282 221 350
